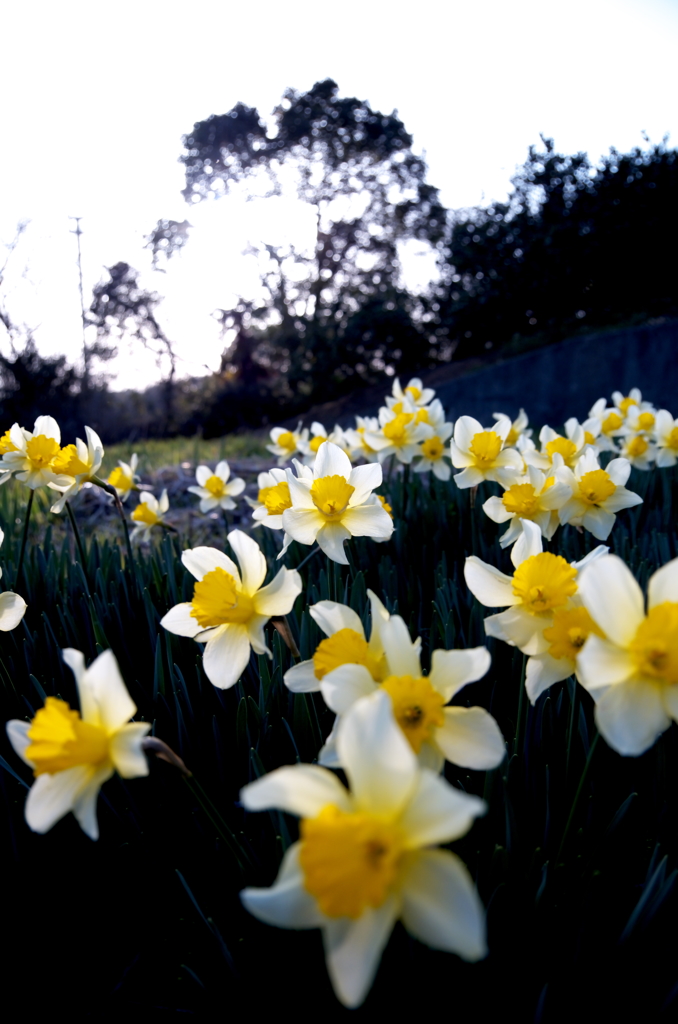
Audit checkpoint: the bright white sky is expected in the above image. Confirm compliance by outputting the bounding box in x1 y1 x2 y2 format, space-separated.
1 0 676 390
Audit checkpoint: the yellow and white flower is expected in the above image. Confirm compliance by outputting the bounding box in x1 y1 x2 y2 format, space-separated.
281 442 393 565
160 530 302 689
577 554 678 755
524 602 604 704
413 422 454 481
107 453 141 501
611 388 653 419
0 416 72 490
130 490 170 542
654 410 678 468
586 399 625 452
298 422 351 465
386 376 435 410
267 423 309 465
616 432 656 471
6 648 150 839
363 406 435 465
317 613 502 773
557 450 643 540
187 460 245 513
283 590 394 694
464 520 608 657
523 422 589 474
482 462 572 558
48 426 105 514
0 527 27 630
240 690 487 1008
449 415 523 489
247 468 295 530
343 416 381 464
492 408 531 448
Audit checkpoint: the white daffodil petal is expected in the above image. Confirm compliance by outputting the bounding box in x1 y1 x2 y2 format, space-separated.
315 441 352 479
25 765 93 835
648 558 678 608
228 529 267 594
254 567 302 616
340 504 393 539
594 680 671 756
241 842 325 929
464 557 516 607
399 769 486 847
282 508 323 545
182 547 240 583
316 523 351 564
484 606 547 654
576 634 635 692
577 555 645 646
400 849 487 960
109 722 151 778
525 653 572 703
348 462 382 505
380 616 421 677
160 603 203 638
320 664 378 714
6 719 32 765
337 690 417 818
241 764 351 817
310 600 364 638
72 764 115 840
317 718 341 767
435 707 506 770
0 591 27 630
84 649 136 732
323 896 399 1009
283 659 321 693
203 625 251 689
428 647 491 701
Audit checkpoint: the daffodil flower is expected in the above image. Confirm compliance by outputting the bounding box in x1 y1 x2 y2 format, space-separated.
483 462 572 556
0 527 27 630
523 422 589 473
617 432 656 471
654 410 678 468
48 426 104 514
464 520 608 657
267 423 309 465
108 453 141 501
557 450 642 540
343 416 381 464
524 602 605 704
298 422 351 465
0 416 72 490
316 613 502 772
363 406 435 465
449 415 522 488
187 460 245 513
6 648 150 839
160 530 302 689
0 428 18 485
493 408 532 448
281 442 393 565
577 554 678 755
611 388 653 419
240 690 487 1008
586 399 625 451
283 590 395 695
130 490 170 542
386 375 435 409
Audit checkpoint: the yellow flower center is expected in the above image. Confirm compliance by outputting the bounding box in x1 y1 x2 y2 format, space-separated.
619 397 637 415
277 430 297 453
312 627 385 681
602 412 623 434
502 483 538 518
108 466 133 491
190 566 254 627
512 553 578 615
26 697 109 776
376 494 393 517
310 475 355 518
667 427 678 451
51 444 91 476
380 674 446 753
383 413 414 445
584 430 596 445
421 435 444 461
469 430 502 465
25 434 62 469
132 502 160 526
543 607 603 661
0 429 17 454
310 435 325 453
638 412 655 431
578 469 616 506
203 474 226 498
300 804 404 919
626 436 649 458
505 427 519 446
416 408 430 424
391 402 404 414
629 602 678 685
259 481 292 515
545 436 577 466
405 385 422 401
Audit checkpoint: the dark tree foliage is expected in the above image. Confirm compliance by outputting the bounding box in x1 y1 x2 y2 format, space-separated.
144 219 192 271
180 80 445 400
436 138 678 360
0 337 83 435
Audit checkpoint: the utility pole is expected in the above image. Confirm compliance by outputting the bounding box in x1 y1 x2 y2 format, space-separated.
69 216 89 391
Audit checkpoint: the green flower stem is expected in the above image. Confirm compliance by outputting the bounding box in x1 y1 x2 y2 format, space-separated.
16 489 34 589
565 676 579 782
65 501 90 595
513 655 528 757
92 476 138 595
296 544 321 572
557 731 601 862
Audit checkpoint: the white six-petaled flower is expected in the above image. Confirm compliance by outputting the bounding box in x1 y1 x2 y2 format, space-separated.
556 449 642 540
130 489 170 541
449 415 522 489
187 460 246 513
